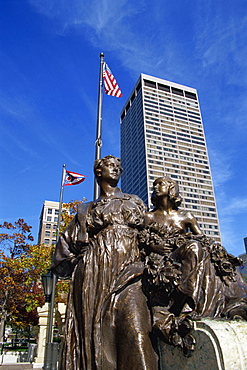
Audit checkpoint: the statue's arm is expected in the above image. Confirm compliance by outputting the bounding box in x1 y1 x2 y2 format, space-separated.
186 212 203 235
50 216 83 278
51 202 91 278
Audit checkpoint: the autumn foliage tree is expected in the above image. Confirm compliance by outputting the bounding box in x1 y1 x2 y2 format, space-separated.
60 198 87 232
0 220 53 338
0 200 86 338
0 219 34 258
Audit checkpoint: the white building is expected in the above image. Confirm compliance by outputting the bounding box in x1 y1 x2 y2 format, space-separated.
38 200 59 245
120 74 221 242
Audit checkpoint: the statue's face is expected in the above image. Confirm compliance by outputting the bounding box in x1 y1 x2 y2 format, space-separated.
99 157 122 183
153 178 170 197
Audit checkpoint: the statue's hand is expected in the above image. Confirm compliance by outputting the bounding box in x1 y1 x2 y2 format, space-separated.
151 243 172 255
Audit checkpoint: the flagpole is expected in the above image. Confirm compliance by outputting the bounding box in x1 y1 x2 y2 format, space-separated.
44 164 66 370
94 52 104 200
56 164 66 237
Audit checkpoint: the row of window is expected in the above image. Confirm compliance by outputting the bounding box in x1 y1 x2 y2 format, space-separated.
45 231 56 237
143 82 198 101
145 97 199 112
146 112 202 126
46 216 58 222
47 208 59 215
146 119 203 134
44 239 57 245
143 93 199 111
144 101 201 118
45 223 57 230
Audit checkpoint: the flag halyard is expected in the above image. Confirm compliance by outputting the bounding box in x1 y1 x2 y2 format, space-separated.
103 62 122 97
63 170 86 186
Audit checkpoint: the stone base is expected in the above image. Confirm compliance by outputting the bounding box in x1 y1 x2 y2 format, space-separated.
158 319 247 370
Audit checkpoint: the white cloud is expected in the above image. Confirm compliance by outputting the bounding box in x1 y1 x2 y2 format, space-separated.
221 198 247 217
194 2 247 84
28 0 183 78
219 216 244 255
208 147 233 188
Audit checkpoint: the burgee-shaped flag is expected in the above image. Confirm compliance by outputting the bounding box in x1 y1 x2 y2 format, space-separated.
63 171 86 186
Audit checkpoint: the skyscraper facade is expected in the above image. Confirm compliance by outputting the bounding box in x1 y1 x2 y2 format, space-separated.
38 200 59 245
120 74 221 242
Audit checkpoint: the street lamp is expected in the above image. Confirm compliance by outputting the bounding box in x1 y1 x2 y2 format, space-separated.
41 272 53 303
41 271 58 370
41 165 65 370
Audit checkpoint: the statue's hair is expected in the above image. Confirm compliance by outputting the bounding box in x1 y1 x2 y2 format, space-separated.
151 176 182 210
94 155 123 178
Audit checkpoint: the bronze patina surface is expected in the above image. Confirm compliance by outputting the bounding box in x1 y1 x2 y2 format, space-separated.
52 163 247 367
140 176 247 355
52 155 158 369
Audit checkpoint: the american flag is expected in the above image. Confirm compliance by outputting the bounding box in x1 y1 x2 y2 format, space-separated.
103 62 122 97
63 170 86 186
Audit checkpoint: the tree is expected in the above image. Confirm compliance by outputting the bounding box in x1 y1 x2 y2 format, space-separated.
0 220 52 339
0 244 53 339
60 198 87 232
0 219 34 258
0 200 86 339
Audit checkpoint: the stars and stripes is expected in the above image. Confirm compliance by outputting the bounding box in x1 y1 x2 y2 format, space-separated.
103 62 122 97
63 170 86 186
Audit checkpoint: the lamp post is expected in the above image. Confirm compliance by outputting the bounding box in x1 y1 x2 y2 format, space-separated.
41 271 58 370
41 165 66 369
41 272 53 303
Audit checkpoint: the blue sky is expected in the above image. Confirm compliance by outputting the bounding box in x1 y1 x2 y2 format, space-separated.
1 0 246 256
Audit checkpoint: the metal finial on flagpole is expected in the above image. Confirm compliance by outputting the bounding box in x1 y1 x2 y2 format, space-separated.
94 52 104 200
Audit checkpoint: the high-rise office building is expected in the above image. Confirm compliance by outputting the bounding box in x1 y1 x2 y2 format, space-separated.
38 200 59 245
120 74 221 242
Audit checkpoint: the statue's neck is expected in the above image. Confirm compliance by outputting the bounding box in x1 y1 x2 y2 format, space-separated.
99 182 121 198
155 196 174 214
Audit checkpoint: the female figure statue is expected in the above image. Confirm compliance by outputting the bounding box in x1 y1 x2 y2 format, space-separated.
140 176 247 354
52 155 158 370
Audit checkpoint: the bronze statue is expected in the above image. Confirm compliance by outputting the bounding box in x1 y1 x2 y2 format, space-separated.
52 155 158 370
140 176 247 355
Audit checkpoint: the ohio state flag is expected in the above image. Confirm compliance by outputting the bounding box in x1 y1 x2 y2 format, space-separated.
63 171 86 186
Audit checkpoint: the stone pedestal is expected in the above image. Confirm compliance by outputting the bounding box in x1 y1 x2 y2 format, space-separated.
33 303 67 369
158 319 247 370
56 303 66 336
33 303 49 369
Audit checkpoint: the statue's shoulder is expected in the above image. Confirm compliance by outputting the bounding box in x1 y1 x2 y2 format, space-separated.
144 211 155 225
124 192 143 202
177 209 193 219
77 201 93 217
127 193 146 209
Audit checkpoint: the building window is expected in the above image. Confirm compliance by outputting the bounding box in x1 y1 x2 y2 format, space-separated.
48 209 52 214
171 87 184 96
46 224 51 229
185 91 197 100
144 79 156 89
44 239 50 245
158 83 170 92
47 216 52 221
55 210 59 215
45 231 50 237
52 240 57 245
53 225 57 230
54 217 58 223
